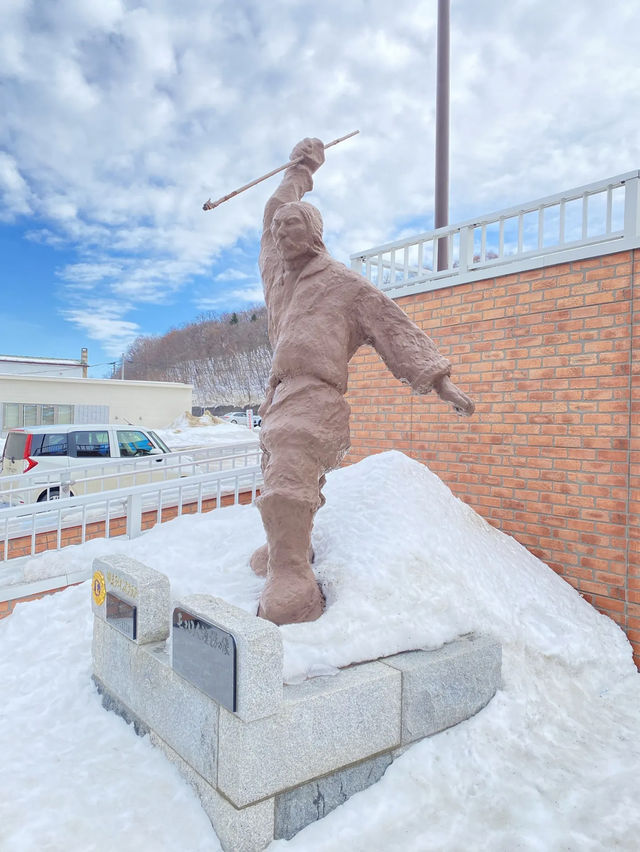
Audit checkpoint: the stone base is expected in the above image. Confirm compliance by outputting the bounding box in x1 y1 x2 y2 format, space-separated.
90 556 502 852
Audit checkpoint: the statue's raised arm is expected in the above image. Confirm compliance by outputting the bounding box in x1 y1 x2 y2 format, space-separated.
260 138 325 298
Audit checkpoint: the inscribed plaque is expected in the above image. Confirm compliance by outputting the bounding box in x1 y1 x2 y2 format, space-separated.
172 608 237 711
106 592 137 640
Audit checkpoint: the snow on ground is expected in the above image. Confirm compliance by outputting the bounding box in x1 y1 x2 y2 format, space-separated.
154 412 260 451
1 450 639 851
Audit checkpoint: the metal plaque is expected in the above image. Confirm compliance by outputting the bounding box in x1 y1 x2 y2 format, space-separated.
172 608 237 711
106 592 137 640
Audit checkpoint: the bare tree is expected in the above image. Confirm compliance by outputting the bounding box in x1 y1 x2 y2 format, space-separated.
113 307 272 406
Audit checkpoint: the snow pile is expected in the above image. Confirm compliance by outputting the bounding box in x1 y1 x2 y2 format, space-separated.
2 451 639 850
154 412 259 450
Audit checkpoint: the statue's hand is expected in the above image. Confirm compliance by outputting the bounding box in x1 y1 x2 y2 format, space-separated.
434 375 475 416
289 138 325 173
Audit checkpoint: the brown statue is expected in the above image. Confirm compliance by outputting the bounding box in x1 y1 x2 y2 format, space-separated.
251 138 474 625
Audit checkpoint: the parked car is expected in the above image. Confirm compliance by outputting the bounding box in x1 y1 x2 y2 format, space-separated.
0 424 173 502
222 411 261 428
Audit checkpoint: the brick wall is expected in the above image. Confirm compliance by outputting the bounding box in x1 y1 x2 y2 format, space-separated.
346 248 639 667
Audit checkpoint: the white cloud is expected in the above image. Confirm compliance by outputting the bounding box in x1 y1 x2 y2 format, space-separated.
195 285 265 312
213 269 251 282
63 303 141 357
57 262 125 284
1 0 639 350
0 152 31 219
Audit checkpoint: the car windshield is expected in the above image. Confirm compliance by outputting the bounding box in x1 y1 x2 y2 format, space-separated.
149 431 171 453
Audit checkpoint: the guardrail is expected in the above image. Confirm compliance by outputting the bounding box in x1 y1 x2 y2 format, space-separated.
350 170 640 295
0 448 263 566
0 442 260 506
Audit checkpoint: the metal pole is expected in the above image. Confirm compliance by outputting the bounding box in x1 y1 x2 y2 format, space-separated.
435 0 450 271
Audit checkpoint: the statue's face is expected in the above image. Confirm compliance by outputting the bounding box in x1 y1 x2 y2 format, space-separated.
272 208 315 263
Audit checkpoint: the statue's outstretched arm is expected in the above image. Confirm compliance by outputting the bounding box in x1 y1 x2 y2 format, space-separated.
356 282 474 415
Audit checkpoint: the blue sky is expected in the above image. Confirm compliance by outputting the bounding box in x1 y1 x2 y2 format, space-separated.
1 0 639 376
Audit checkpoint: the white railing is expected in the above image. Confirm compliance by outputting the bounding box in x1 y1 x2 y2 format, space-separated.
0 442 260 506
351 170 640 295
0 459 263 567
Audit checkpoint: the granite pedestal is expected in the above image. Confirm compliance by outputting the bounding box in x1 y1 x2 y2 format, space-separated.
91 555 502 852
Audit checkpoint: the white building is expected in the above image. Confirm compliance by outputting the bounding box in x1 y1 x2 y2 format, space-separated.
0 351 192 434
0 349 89 378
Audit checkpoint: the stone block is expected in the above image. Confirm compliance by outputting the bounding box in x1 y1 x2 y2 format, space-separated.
173 594 283 722
148 732 275 852
274 751 393 841
383 634 502 743
91 555 170 644
217 661 401 807
93 618 219 784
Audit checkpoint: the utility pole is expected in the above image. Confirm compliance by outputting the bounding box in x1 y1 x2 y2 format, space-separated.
121 354 125 380
435 0 450 271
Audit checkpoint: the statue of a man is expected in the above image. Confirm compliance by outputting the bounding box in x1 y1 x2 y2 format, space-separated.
251 137 474 625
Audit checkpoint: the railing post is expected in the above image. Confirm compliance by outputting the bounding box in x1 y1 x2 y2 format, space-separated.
623 176 640 239
60 477 71 500
126 493 143 539
458 226 471 273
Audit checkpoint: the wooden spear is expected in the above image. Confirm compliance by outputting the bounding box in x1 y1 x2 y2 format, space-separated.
202 130 359 212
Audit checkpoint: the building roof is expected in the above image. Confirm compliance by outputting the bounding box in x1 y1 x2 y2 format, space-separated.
0 354 83 366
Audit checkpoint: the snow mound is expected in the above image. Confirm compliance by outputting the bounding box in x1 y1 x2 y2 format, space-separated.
282 450 634 684
2 450 639 851
153 415 259 450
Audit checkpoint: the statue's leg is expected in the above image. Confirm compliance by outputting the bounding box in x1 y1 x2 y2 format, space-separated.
252 378 350 623
250 543 269 577
257 490 324 624
251 538 315 577
256 435 325 624
250 444 315 578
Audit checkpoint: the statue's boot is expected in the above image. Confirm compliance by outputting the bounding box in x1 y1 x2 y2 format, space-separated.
250 543 269 577
250 542 315 578
256 493 324 625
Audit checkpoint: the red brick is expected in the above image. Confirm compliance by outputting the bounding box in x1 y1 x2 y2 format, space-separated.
347 247 640 665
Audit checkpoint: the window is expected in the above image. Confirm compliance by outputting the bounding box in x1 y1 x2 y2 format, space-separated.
1 402 76 430
41 405 55 425
2 431 27 461
3 403 20 429
117 430 154 457
72 430 111 458
31 434 69 457
57 405 74 424
23 404 38 426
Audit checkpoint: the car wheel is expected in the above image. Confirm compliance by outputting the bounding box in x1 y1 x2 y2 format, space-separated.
36 487 74 502
37 488 60 502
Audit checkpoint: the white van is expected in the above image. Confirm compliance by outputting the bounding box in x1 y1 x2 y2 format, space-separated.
1 424 173 502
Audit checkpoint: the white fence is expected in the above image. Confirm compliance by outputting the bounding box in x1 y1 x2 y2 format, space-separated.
0 442 260 506
0 443 263 567
350 170 640 296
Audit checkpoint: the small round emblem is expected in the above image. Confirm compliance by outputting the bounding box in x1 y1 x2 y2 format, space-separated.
92 571 106 606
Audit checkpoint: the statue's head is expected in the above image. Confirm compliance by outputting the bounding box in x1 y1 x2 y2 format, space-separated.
272 201 326 264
